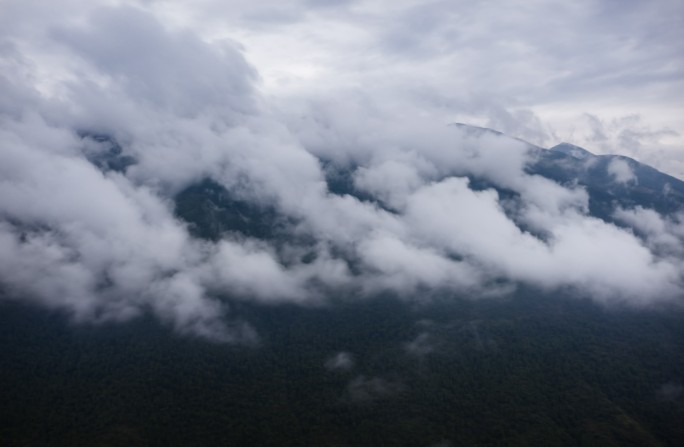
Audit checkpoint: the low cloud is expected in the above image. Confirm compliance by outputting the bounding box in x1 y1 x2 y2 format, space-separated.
614 206 684 257
405 332 434 358
325 351 355 372
566 113 684 178
1 1 683 342
607 158 637 184
344 375 404 403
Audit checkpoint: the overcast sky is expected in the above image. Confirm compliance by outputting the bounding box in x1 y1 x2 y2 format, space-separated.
1 0 683 341
2 0 683 174
140 0 684 177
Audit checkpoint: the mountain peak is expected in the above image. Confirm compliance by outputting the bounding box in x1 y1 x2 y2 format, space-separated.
550 142 594 160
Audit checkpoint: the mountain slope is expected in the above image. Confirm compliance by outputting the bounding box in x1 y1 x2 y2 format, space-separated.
173 125 684 247
531 142 684 218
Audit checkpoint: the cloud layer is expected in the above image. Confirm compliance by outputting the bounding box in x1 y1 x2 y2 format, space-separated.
141 0 684 177
1 1 683 341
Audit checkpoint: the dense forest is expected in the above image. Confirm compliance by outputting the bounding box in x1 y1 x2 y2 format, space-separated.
1 289 683 446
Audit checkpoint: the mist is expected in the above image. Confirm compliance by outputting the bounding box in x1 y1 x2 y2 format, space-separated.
1 1 683 341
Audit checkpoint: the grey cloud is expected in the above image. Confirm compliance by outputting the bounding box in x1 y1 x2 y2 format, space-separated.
241 0 683 175
305 0 357 8
289 90 682 302
0 4 315 340
571 113 683 178
1 0 683 343
0 116 238 339
51 4 257 118
607 158 637 184
581 114 679 153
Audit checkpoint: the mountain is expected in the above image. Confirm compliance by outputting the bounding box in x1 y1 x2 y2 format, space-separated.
77 124 684 244
2 124 684 447
174 124 684 244
446 125 684 219
531 141 684 219
550 142 594 160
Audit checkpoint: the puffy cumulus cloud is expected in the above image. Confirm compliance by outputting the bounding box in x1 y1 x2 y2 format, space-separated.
607 158 637 184
357 232 482 294
0 2 320 341
353 157 430 210
398 177 679 303
199 239 351 303
614 207 684 258
0 113 259 341
1 0 684 342
540 217 680 302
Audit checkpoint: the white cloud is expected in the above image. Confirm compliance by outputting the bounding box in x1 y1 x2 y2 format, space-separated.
1 0 683 342
608 158 637 184
614 206 684 257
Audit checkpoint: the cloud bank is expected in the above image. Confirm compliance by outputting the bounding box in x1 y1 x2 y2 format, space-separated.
1 1 683 341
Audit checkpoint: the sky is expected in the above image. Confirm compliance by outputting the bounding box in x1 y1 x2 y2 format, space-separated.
147 0 684 177
0 0 683 341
